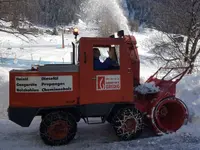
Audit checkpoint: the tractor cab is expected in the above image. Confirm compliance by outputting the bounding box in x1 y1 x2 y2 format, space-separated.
71 29 123 69
63 29 140 106
72 30 135 106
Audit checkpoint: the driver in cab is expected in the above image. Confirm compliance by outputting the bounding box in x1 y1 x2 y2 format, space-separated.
93 47 119 70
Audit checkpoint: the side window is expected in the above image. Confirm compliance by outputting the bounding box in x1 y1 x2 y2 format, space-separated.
93 45 120 70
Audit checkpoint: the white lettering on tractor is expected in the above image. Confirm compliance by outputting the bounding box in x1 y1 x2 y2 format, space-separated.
96 75 120 91
15 76 73 93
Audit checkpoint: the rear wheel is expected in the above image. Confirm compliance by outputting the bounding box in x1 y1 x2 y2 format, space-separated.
112 107 143 140
40 111 77 146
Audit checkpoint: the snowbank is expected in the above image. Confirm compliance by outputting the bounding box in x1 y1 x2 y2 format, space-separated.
0 67 10 118
176 73 200 123
0 67 9 85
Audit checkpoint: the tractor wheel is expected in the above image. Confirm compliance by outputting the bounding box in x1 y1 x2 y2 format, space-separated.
40 111 77 146
112 107 143 141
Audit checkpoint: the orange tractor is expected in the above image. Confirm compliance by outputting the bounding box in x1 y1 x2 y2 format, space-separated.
8 29 189 146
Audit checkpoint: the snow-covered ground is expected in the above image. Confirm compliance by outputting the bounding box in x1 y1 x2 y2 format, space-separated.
0 20 200 149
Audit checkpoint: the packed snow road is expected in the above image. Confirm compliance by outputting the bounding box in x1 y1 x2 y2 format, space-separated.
0 116 200 150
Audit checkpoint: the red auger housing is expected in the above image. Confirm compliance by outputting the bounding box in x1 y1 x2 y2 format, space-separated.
8 30 188 146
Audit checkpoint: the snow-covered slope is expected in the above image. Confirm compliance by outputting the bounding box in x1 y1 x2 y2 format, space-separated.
0 20 200 149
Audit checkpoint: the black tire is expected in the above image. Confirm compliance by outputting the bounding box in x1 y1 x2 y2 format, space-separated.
40 111 77 146
106 105 129 123
112 107 143 141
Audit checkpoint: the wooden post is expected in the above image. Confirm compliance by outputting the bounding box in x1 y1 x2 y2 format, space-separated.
62 29 65 48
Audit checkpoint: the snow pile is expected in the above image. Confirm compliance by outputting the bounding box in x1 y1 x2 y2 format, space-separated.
0 67 9 86
0 67 9 118
0 76 3 86
135 82 160 94
176 74 200 123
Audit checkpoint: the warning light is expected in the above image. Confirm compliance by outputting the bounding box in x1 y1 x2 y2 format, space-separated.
73 28 79 40
73 28 79 36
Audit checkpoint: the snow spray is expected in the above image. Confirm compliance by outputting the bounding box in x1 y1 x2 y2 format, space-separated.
81 0 131 35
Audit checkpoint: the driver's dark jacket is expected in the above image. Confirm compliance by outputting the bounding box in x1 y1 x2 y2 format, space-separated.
93 57 118 70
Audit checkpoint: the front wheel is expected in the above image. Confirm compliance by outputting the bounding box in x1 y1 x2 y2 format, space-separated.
112 107 143 141
40 111 77 146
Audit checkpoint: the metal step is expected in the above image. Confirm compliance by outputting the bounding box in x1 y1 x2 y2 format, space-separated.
83 117 106 124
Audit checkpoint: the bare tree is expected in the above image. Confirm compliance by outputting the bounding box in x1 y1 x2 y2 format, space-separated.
0 0 82 30
0 0 32 31
126 0 152 22
149 0 200 73
0 0 28 28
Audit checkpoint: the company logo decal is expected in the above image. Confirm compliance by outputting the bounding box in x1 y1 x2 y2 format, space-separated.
96 75 120 91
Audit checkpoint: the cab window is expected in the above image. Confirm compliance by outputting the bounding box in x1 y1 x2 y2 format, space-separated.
93 45 120 70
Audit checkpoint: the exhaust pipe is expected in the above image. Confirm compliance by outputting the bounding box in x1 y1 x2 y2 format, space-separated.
150 97 188 134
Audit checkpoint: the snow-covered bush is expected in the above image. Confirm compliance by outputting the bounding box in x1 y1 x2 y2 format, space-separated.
135 81 160 94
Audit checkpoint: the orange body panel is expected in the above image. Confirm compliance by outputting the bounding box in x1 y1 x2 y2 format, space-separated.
9 71 79 107
79 38 134 105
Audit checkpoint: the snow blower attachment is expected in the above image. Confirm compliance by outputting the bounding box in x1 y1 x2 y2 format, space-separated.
151 96 188 134
135 67 189 135
8 30 189 146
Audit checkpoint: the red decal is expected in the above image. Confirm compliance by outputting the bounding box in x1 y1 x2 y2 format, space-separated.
97 76 105 90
